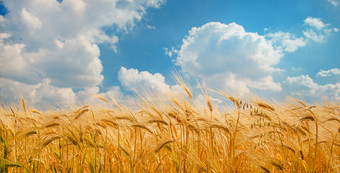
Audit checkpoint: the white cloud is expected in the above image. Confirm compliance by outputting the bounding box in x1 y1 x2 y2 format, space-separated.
303 17 338 42
328 0 339 6
146 24 156 30
75 86 125 106
36 36 104 88
118 67 176 95
302 29 325 42
55 39 65 49
164 47 176 57
266 32 307 52
284 74 340 101
317 68 340 77
0 0 164 106
265 17 338 52
0 33 41 84
21 8 42 30
34 79 77 106
304 17 326 30
171 22 282 96
0 77 76 107
0 77 124 108
0 32 104 88
262 17 339 102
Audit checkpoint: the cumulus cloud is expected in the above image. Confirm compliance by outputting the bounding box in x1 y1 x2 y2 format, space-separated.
0 0 164 106
0 77 124 108
75 86 125 106
118 67 182 95
170 22 282 96
0 31 105 88
0 33 41 84
284 74 340 101
166 17 338 99
0 77 76 107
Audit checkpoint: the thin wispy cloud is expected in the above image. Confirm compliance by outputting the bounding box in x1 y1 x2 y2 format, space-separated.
266 31 307 52
303 17 339 42
266 17 338 52
317 68 340 77
328 0 339 6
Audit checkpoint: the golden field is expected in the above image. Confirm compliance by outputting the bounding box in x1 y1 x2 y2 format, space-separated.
0 84 339 172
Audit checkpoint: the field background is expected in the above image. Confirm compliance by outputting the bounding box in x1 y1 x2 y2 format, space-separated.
0 85 339 173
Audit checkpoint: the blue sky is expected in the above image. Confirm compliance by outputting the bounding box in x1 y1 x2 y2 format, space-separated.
0 0 339 107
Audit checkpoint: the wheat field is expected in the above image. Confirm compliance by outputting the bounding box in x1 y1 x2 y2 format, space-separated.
0 84 339 172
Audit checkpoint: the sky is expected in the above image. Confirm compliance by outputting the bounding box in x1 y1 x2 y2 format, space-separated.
0 0 339 108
